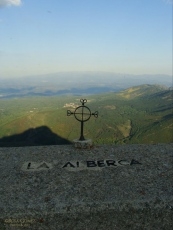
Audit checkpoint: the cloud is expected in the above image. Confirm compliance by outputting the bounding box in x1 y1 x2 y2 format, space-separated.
0 0 22 7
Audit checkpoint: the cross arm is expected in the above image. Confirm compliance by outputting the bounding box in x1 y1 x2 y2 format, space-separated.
67 110 74 116
91 111 98 118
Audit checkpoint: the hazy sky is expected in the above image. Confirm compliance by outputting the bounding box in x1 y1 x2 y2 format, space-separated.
0 0 172 78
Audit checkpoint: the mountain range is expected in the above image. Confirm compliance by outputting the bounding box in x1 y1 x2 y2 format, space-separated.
0 72 172 98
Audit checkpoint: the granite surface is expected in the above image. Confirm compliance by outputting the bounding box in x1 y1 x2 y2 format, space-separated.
0 143 173 229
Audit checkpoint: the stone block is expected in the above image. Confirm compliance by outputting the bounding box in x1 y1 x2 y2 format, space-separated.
73 139 93 149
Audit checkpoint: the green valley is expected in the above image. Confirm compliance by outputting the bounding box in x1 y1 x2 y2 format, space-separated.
0 84 172 146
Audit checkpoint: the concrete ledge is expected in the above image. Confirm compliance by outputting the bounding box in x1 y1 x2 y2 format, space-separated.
0 143 173 229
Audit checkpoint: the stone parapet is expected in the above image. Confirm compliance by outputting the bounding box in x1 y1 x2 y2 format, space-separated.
0 143 173 229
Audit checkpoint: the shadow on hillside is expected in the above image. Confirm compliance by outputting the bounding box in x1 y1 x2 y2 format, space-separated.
0 126 72 147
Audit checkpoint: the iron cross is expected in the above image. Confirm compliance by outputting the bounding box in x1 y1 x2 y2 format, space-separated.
67 99 98 141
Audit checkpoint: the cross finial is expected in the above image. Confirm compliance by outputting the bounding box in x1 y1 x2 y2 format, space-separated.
67 99 98 141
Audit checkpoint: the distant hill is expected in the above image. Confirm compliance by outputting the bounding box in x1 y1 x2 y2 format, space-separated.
116 84 169 99
0 84 172 146
0 72 172 98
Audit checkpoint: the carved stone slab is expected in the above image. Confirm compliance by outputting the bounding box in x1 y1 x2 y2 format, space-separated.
0 143 173 229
